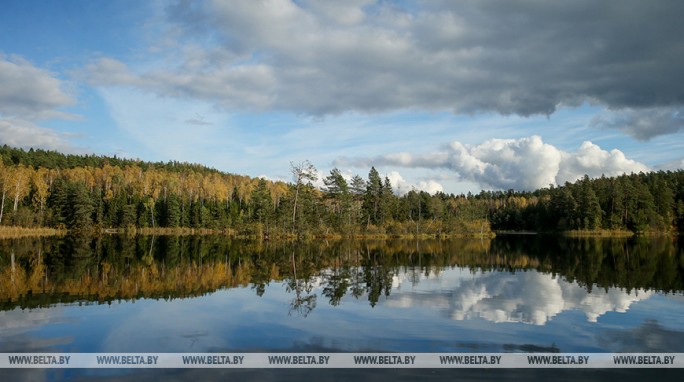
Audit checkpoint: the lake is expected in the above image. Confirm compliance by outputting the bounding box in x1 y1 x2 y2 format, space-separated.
1 235 683 381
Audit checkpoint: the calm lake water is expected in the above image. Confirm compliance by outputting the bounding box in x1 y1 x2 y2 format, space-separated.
1 235 683 381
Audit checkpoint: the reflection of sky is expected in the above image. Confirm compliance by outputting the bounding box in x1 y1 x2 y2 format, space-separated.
385 268 653 325
1 267 683 362
0 307 74 352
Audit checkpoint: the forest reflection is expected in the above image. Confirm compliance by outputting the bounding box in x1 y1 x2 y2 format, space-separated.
1 235 683 313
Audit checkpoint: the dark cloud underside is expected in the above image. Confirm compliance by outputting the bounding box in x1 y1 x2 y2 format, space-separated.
83 0 684 139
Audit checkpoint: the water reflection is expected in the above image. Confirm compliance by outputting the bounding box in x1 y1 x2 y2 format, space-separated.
386 269 652 324
0 235 683 319
1 235 683 382
0 308 74 352
597 319 684 352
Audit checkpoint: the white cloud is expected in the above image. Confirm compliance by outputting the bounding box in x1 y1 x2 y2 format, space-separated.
337 135 649 191
0 54 75 119
0 55 83 152
557 141 650 185
0 118 78 153
385 171 443 195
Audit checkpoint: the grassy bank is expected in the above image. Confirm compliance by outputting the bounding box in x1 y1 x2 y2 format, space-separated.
103 227 237 236
0 226 67 239
563 229 636 237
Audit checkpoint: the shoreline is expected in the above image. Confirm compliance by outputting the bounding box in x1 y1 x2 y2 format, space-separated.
0 226 676 239
0 226 67 239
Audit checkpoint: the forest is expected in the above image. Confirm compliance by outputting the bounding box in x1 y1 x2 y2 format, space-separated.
1 145 683 237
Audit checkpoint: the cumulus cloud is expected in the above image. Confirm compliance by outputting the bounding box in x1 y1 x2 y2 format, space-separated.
557 141 649 185
82 1 684 139
336 136 649 191
0 54 75 119
385 171 443 195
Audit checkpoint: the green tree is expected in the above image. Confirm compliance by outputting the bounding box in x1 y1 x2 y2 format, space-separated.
576 177 602 230
251 178 274 226
350 175 366 196
323 168 352 229
323 168 349 197
67 182 95 231
380 177 395 224
290 160 317 231
362 167 383 227
164 193 181 227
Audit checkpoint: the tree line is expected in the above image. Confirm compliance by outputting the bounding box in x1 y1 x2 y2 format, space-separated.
486 172 684 234
0 145 683 236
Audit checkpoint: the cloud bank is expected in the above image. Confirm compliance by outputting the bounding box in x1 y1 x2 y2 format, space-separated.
336 136 649 191
83 0 684 139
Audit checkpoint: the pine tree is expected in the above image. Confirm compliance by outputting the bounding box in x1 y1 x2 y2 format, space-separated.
577 177 602 230
323 168 352 229
165 193 181 227
251 178 274 226
362 167 382 227
380 176 395 224
67 182 95 231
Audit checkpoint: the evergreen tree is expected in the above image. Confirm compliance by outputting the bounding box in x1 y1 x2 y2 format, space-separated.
164 193 182 227
67 182 95 231
350 175 366 196
576 177 602 230
362 167 383 227
323 168 352 229
251 178 274 226
323 168 349 197
380 177 395 224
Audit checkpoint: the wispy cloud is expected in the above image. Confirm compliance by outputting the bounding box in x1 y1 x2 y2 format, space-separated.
185 118 213 126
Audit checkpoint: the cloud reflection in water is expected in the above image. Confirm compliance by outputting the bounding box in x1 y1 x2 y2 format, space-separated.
385 268 652 325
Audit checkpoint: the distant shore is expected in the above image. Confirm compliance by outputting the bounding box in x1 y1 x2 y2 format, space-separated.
2 225 676 239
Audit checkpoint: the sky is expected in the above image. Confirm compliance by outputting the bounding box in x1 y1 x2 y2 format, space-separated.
1 0 683 195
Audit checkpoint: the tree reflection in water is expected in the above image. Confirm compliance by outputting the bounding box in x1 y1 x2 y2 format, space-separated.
0 235 682 318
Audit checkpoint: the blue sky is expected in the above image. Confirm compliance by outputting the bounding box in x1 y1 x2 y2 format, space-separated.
1 0 683 194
